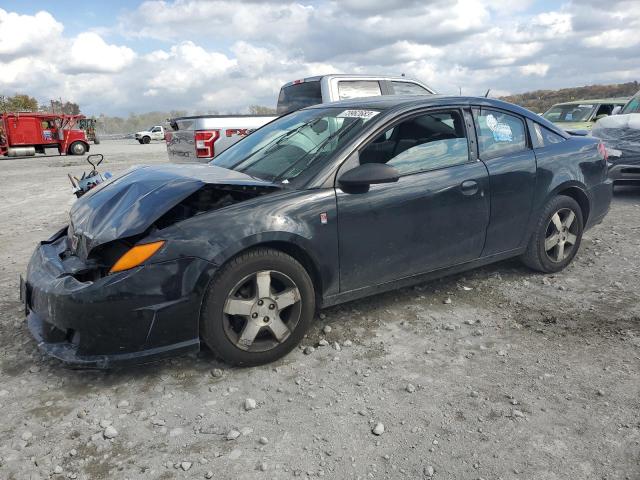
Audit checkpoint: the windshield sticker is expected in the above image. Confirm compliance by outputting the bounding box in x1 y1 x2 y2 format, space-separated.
337 109 380 120
486 114 513 142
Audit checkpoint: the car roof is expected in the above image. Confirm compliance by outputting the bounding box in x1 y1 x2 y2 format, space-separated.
305 94 569 138
281 74 426 88
552 97 629 106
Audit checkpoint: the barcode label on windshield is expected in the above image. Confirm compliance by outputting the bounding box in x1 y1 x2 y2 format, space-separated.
337 109 380 119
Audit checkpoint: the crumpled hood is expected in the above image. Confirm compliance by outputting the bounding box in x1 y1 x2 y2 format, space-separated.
68 164 276 258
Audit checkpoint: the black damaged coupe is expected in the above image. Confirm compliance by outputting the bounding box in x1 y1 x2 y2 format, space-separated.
22 96 613 367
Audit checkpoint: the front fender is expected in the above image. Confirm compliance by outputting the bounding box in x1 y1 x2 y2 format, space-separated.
163 188 340 298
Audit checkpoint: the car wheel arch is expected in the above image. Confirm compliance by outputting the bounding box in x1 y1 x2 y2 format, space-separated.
549 183 591 225
206 233 325 299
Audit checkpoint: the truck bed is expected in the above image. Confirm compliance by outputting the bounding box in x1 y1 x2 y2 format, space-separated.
166 115 276 162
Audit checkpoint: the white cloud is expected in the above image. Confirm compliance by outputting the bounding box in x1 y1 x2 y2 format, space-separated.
0 9 63 59
64 32 135 73
0 1 639 115
519 63 550 76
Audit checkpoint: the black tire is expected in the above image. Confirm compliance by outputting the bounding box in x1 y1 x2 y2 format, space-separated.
142 136 151 144
68 141 86 155
521 195 584 273
201 248 316 366
93 137 100 145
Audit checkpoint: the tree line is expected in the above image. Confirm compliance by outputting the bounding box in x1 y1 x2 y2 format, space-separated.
499 81 638 113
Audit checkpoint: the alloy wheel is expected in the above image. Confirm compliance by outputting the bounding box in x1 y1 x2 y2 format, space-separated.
222 270 302 352
544 207 579 263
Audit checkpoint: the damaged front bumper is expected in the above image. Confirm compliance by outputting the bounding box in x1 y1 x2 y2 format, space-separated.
23 228 214 368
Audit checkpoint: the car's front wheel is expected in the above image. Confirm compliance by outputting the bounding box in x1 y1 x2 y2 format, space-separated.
521 195 584 273
201 248 316 366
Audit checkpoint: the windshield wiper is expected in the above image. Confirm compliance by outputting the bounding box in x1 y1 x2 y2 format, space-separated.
274 119 362 182
229 119 323 173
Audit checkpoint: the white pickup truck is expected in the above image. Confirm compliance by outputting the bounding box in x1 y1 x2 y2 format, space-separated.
135 125 166 144
166 74 435 162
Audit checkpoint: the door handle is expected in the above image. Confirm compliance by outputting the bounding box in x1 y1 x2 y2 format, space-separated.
460 180 479 196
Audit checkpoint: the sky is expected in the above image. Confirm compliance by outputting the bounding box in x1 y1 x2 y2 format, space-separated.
0 0 638 116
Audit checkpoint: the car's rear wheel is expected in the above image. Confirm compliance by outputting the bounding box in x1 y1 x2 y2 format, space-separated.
521 195 584 273
201 248 315 366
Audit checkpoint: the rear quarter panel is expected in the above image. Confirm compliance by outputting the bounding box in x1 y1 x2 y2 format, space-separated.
166 116 276 163
531 135 611 231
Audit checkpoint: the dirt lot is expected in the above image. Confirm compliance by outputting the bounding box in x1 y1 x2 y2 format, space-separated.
0 140 638 480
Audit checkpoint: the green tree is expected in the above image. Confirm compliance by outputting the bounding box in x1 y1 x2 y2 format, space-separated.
249 105 276 115
46 100 81 115
0 94 39 112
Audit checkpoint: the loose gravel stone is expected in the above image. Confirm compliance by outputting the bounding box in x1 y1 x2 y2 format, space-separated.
181 462 192 471
318 339 329 347
117 400 130 409
424 465 435 477
372 423 385 435
54 465 63 474
103 426 118 439
303 346 315 355
226 429 241 440
211 368 224 378
405 383 416 393
343 340 353 347
443 297 452 304
259 437 269 445
244 398 257 411
322 325 332 334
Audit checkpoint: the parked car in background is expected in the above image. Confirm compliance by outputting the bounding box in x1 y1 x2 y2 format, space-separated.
593 90 640 184
23 95 612 367
166 74 435 162
542 98 628 131
135 125 166 144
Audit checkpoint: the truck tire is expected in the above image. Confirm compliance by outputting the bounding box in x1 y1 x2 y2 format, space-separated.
68 141 87 156
142 136 151 144
93 136 100 145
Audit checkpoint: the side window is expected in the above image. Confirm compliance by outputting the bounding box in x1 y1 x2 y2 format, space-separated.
390 81 430 95
337 81 382 100
475 109 527 159
359 110 469 176
151 127 161 132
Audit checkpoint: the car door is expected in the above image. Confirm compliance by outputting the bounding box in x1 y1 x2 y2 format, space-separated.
151 127 163 140
335 108 490 292
472 107 537 256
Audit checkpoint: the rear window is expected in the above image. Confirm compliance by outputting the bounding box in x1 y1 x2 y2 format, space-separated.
337 81 382 100
277 81 322 115
391 81 431 95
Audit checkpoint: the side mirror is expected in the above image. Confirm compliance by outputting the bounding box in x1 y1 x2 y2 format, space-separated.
338 163 399 189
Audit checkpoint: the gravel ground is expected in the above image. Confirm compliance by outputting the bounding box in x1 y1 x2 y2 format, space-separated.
0 140 638 480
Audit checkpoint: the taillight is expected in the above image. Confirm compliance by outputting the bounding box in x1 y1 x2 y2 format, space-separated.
597 142 608 162
194 130 219 158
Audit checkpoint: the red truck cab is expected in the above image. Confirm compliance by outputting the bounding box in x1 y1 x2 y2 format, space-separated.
0 113 90 157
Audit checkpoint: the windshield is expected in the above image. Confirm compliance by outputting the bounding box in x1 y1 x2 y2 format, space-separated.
543 104 595 123
621 92 640 114
211 107 381 182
